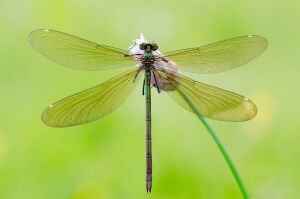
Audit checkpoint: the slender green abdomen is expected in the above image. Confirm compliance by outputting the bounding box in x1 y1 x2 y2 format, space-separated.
145 68 152 192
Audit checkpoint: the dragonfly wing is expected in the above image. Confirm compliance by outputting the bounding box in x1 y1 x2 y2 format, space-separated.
42 69 141 127
154 69 257 121
29 29 136 70
163 35 267 73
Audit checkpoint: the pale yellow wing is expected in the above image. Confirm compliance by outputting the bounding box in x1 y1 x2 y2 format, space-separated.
42 69 141 127
155 69 257 121
29 29 136 70
164 35 267 73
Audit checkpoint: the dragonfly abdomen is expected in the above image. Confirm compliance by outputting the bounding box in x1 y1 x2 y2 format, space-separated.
145 68 152 193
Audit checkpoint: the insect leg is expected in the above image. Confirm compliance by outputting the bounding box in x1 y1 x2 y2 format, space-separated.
152 72 160 93
133 68 141 83
142 77 145 95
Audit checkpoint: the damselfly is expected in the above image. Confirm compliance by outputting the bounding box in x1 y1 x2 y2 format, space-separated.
29 29 267 192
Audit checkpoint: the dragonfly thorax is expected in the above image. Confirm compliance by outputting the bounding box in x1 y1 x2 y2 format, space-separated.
137 43 158 68
142 51 155 68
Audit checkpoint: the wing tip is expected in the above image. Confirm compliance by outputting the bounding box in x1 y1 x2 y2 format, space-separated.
240 97 258 121
41 105 68 128
206 96 258 122
247 35 268 50
28 29 49 39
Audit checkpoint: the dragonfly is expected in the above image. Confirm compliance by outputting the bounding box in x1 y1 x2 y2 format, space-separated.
29 29 267 193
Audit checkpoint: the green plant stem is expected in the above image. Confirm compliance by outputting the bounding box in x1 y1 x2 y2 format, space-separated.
177 89 249 199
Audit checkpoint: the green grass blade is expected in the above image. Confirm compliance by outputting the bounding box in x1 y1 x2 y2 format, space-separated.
176 88 249 199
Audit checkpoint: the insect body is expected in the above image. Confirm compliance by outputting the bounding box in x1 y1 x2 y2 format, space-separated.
139 43 158 192
29 30 267 193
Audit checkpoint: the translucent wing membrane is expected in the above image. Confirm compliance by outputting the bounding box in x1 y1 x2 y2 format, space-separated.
155 69 257 121
29 29 136 70
164 35 267 73
42 69 141 127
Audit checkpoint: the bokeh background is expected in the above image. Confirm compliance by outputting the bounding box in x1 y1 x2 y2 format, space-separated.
0 0 299 198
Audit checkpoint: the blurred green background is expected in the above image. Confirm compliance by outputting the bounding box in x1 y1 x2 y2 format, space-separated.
0 0 299 198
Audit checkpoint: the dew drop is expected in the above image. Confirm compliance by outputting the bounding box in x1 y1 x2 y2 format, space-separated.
49 104 53 108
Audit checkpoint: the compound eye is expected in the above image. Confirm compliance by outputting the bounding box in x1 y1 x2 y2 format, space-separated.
139 43 146 50
153 44 158 51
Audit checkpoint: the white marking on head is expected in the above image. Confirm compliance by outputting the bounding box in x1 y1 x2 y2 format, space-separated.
248 35 253 37
49 104 53 108
44 29 49 32
140 33 145 41
129 33 163 68
129 33 148 54
245 98 249 101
